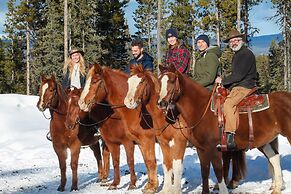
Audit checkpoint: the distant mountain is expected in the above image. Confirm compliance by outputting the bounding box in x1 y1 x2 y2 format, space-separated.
249 33 283 56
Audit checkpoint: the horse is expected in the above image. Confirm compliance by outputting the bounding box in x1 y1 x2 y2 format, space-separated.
36 74 108 191
124 64 232 194
157 67 288 194
78 63 224 194
65 87 137 190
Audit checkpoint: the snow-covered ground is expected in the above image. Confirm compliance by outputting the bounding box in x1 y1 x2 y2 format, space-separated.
1 94 291 194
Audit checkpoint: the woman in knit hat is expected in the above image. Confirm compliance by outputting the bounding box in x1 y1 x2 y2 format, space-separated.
163 28 191 74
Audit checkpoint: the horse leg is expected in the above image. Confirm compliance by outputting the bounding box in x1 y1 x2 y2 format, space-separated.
106 143 121 190
222 152 231 185
258 140 283 194
89 142 104 183
210 150 228 194
138 141 158 194
53 144 67 191
123 141 137 190
171 138 187 194
158 142 173 194
226 150 246 189
69 141 81 191
196 149 211 194
101 142 110 183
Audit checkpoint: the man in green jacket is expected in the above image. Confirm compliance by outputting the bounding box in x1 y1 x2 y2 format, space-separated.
193 34 221 90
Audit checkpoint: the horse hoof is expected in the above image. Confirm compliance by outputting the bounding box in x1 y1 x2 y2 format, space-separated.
108 184 117 190
213 183 219 191
142 188 156 194
227 180 239 189
128 184 137 190
57 185 65 192
100 182 111 187
70 187 78 191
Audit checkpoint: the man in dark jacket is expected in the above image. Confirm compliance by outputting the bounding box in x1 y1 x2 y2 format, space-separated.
194 34 221 90
216 29 257 150
126 39 154 73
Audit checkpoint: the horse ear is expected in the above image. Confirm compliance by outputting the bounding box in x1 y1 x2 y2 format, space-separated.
40 74 46 82
130 64 136 75
88 63 92 69
175 74 181 95
168 63 176 73
51 74 56 81
94 63 103 75
159 65 166 73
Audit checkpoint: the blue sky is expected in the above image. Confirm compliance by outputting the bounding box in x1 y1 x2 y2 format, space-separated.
0 0 280 37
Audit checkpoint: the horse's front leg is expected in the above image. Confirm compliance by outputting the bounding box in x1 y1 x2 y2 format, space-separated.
123 141 137 190
106 143 121 190
70 141 81 191
138 139 158 194
53 143 67 191
211 150 228 194
196 149 211 194
90 142 105 182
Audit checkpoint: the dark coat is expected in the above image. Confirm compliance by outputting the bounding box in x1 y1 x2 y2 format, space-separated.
61 71 86 89
222 45 257 90
126 52 154 74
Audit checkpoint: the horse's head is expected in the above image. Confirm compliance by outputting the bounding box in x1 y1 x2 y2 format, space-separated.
157 65 181 112
37 74 58 112
124 64 151 109
79 63 106 111
65 88 82 130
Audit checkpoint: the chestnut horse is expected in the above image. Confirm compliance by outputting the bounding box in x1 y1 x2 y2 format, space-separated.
36 74 108 191
65 88 137 190
157 69 288 194
78 64 227 194
124 65 231 194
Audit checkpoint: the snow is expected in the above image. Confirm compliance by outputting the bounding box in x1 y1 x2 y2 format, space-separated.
1 94 291 194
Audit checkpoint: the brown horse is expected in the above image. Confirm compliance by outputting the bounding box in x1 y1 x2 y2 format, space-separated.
157 69 288 194
36 74 108 191
78 64 224 194
124 65 230 194
65 88 137 190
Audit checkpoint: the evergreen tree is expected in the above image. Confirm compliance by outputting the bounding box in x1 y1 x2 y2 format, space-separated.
95 0 131 70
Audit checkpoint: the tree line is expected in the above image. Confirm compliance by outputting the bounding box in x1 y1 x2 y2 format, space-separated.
0 0 290 95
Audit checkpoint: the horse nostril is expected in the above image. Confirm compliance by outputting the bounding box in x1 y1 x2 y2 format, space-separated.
158 100 168 109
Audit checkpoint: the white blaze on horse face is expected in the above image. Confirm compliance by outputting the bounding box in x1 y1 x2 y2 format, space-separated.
158 75 169 103
124 75 142 109
79 75 92 112
38 83 48 111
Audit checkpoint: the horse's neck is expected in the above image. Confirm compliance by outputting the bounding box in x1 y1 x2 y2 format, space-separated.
103 69 128 105
177 75 211 121
145 74 161 113
54 84 67 113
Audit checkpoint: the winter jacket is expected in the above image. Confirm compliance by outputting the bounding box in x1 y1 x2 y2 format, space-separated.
163 42 191 74
222 45 257 90
126 52 154 74
61 71 86 90
193 46 221 90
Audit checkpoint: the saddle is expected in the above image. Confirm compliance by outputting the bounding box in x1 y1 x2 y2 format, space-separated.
212 87 270 151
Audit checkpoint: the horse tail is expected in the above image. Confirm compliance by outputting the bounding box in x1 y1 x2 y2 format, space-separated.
231 150 247 181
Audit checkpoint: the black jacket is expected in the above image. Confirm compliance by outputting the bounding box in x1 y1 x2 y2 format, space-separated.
126 52 154 74
61 71 86 89
222 46 257 89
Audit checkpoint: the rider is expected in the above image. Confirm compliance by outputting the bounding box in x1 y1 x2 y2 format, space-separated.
193 34 221 91
126 39 154 73
215 29 257 150
62 48 100 137
163 28 191 75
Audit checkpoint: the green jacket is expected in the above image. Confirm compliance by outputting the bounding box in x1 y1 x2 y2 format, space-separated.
193 46 221 90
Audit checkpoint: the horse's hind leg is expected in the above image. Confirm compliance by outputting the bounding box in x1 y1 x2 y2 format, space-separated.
53 144 67 191
89 142 104 182
70 141 81 191
158 143 173 194
258 139 283 194
123 141 137 190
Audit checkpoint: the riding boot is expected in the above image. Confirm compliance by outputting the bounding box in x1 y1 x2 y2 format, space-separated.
226 132 236 150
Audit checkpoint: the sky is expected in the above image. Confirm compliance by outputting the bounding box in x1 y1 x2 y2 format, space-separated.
1 93 291 193
0 0 281 37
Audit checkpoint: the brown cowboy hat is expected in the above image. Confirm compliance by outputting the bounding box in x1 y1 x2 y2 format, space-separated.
224 29 246 43
69 48 84 56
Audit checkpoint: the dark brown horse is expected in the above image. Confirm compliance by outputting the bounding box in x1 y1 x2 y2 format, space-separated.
36 74 108 191
78 64 190 194
65 88 137 190
157 69 288 194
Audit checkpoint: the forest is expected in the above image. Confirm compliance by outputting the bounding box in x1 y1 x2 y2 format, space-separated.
0 0 290 95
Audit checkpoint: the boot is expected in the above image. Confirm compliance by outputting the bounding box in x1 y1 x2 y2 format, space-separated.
226 132 236 150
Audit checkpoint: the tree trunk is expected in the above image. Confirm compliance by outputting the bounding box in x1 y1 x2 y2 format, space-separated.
216 1 221 47
26 0 30 95
64 0 68 63
191 0 196 75
237 0 241 32
147 14 151 53
283 2 288 90
157 0 162 72
243 0 249 44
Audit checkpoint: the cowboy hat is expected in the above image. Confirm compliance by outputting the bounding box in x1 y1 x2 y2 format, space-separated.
69 48 84 56
224 29 245 43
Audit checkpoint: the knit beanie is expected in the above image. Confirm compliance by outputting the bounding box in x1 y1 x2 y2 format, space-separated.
196 34 210 46
166 28 178 39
